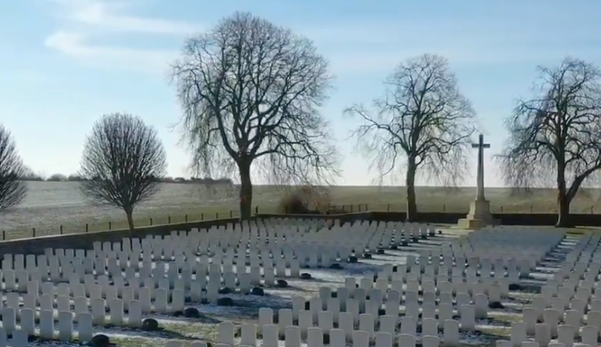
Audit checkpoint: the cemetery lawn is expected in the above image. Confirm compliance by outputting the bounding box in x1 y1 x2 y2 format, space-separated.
4 182 601 239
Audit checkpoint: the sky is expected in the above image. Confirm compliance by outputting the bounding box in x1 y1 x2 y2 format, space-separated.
1 0 600 187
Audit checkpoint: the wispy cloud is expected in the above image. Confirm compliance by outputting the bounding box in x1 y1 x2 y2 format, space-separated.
47 0 201 35
44 30 178 73
44 1 601 75
43 0 197 73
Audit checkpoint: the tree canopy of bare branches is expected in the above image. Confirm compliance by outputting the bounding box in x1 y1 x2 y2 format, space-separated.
0 125 27 212
497 57 601 227
171 11 339 220
345 54 476 221
19 166 44 181
79 113 167 232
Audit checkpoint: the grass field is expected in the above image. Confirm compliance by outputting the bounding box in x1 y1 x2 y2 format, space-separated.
2 182 601 240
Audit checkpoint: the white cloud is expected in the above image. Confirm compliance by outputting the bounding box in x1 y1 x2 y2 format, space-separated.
47 0 201 35
44 31 178 74
44 1 601 75
43 0 195 73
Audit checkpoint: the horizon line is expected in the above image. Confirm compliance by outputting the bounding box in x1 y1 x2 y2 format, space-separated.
20 181 601 190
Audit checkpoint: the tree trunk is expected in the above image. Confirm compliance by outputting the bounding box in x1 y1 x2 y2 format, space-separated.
555 163 572 228
556 188 572 227
125 208 135 233
238 159 253 220
405 158 418 222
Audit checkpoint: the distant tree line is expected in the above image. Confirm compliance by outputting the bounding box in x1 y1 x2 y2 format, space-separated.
19 167 45 181
19 171 233 185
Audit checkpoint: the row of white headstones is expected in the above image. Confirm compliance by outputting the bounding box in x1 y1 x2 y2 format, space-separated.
0 220 428 346
159 227 572 347
0 222 570 347
150 225 568 347
504 232 601 347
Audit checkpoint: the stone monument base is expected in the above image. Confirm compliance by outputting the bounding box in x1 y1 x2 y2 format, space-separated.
457 199 499 230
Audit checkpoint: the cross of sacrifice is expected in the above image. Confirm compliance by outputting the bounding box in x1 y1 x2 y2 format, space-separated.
471 134 490 201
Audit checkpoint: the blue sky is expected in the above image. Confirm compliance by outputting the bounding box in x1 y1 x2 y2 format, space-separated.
1 0 600 187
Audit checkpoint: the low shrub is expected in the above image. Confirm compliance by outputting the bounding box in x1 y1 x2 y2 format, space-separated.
277 192 312 214
276 185 332 214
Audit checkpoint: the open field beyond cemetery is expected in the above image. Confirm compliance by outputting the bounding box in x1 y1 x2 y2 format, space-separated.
2 182 601 239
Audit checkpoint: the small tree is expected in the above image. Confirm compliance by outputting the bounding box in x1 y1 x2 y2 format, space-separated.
20 166 44 181
47 173 67 182
345 54 476 221
497 58 601 227
0 125 27 212
171 11 339 220
79 113 167 232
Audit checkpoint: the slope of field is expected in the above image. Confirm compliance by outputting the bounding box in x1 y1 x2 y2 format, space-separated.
1 182 600 239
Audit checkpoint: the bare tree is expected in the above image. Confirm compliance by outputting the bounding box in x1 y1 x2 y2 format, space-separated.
171 12 339 219
345 54 476 221
20 166 44 181
79 113 167 232
497 58 601 227
0 125 27 212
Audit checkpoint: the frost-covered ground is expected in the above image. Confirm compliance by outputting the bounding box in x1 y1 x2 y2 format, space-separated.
22 229 575 347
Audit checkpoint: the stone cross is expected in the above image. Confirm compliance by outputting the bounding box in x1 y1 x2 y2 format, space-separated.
471 134 490 201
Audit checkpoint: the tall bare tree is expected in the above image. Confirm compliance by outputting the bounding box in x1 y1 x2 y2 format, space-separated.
345 54 476 221
79 113 167 232
498 58 601 227
0 125 27 212
171 12 339 220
